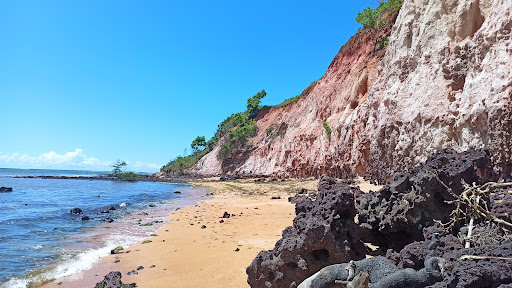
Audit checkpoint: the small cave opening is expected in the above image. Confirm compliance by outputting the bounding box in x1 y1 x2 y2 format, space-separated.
312 249 330 262
268 272 275 282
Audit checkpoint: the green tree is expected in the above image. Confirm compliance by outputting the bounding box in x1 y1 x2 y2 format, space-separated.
111 159 127 176
191 136 207 152
246 90 267 119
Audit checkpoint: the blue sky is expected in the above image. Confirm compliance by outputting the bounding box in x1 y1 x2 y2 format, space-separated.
0 0 377 172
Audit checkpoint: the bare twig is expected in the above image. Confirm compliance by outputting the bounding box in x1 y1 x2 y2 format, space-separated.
459 255 512 261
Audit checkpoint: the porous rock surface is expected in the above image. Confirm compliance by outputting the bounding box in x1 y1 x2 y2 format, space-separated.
94 271 137 288
388 226 512 288
246 176 366 288
194 0 512 183
356 148 496 251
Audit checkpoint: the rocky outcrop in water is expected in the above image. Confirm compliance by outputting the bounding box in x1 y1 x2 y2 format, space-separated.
0 187 13 193
194 0 512 183
246 176 366 288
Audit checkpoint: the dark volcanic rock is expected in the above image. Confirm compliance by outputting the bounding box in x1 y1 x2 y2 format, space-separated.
0 187 13 193
427 241 512 288
246 176 366 288
70 208 83 214
356 149 496 251
491 187 512 223
222 211 230 218
81 215 90 221
94 271 137 288
102 218 115 223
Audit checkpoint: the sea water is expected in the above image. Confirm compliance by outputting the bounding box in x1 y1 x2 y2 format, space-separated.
0 168 205 287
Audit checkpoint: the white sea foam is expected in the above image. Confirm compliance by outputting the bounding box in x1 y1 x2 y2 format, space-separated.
3 234 144 288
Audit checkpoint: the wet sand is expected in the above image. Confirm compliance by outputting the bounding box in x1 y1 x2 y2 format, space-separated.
42 179 318 288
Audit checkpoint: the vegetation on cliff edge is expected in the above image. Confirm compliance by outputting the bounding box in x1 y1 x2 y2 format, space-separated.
356 0 403 29
161 90 267 174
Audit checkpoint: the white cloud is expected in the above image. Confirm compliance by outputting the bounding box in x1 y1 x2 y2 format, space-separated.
132 161 162 170
0 149 161 172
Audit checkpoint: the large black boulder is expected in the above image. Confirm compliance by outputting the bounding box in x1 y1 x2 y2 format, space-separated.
356 148 496 251
246 176 366 288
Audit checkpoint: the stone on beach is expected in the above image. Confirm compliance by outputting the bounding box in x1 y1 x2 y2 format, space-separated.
95 271 137 288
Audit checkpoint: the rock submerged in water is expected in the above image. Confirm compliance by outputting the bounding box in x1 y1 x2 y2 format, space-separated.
0 187 13 193
69 208 83 214
94 271 137 288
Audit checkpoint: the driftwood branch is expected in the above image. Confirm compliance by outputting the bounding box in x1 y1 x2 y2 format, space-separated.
434 177 512 247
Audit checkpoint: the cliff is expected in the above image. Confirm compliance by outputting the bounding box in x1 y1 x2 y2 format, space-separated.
194 0 512 183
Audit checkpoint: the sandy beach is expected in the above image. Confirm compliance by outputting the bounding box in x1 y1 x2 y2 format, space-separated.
42 179 323 288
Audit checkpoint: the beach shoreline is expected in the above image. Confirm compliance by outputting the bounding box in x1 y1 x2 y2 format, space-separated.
38 178 320 288
0 176 207 288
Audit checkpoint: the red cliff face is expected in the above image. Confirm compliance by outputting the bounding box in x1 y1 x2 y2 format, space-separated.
195 0 512 182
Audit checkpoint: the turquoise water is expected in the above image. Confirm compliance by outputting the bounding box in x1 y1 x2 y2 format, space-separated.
0 168 205 287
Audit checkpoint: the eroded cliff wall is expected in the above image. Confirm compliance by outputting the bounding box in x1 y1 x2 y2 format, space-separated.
195 0 512 182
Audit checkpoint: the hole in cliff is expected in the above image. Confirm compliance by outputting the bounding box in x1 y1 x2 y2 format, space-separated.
286 262 298 269
449 73 466 91
312 249 330 262
357 75 368 97
267 272 275 282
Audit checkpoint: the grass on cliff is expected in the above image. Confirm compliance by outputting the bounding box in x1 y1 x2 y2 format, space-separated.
274 80 318 108
161 148 210 175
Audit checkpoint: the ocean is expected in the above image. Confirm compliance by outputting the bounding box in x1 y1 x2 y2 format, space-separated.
0 168 206 288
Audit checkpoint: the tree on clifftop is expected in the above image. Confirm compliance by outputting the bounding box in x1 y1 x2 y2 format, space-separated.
246 89 267 119
191 136 207 153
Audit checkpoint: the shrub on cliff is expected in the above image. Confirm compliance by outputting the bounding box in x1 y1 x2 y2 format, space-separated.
323 121 331 136
356 0 403 29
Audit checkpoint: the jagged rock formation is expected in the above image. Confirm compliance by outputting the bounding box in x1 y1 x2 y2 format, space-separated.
387 225 512 288
356 148 496 251
248 149 512 288
298 234 447 288
194 0 512 183
246 176 366 288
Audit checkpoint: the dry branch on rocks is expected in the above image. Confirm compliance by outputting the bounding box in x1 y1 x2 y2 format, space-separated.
436 178 512 247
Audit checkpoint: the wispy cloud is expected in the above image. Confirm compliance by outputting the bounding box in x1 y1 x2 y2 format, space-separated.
0 149 161 172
